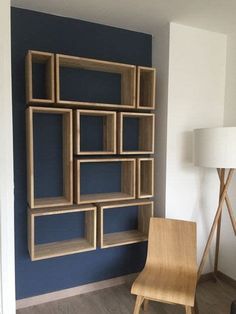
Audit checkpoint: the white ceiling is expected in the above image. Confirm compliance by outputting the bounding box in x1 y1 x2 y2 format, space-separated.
11 0 236 35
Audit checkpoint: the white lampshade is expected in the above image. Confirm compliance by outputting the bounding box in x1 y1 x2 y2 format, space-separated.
194 127 236 169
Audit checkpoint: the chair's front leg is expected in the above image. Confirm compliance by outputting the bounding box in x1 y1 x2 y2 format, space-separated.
133 296 144 314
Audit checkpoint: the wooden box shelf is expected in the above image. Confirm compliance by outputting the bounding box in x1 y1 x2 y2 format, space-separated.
137 66 156 110
26 107 73 208
56 54 136 109
98 200 154 248
28 205 96 261
74 109 116 155
25 49 157 257
118 112 155 154
25 50 55 104
74 158 136 204
137 158 154 198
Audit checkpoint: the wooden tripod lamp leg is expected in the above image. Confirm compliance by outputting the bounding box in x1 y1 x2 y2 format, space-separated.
225 195 236 235
197 169 234 279
214 168 225 274
217 169 236 235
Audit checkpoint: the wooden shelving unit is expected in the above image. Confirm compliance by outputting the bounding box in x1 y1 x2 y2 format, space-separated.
118 112 155 154
98 200 154 248
26 106 73 208
28 205 96 261
74 109 117 155
137 66 156 110
25 50 157 259
56 54 136 109
74 158 136 204
25 50 55 104
137 158 154 198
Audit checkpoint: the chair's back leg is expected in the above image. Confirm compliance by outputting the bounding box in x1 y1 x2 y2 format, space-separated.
185 306 194 314
133 296 144 314
194 297 199 314
143 299 149 311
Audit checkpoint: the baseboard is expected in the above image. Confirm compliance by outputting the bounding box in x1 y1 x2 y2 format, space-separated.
216 270 236 289
198 271 236 288
16 270 236 310
198 272 214 283
16 273 138 310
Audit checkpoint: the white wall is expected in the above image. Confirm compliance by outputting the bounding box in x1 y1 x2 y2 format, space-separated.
219 32 236 280
0 0 16 313
152 24 170 218
165 23 227 271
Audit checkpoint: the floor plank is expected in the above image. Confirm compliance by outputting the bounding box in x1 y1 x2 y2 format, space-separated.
17 278 236 314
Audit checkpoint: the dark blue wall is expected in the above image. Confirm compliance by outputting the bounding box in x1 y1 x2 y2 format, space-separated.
11 7 152 300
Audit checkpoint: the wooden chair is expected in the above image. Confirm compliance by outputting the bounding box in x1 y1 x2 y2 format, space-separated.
131 217 198 314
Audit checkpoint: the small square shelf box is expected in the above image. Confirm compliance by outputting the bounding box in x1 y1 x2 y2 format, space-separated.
28 205 97 261
25 50 55 104
74 109 117 155
26 106 73 208
137 66 156 110
56 54 136 109
118 112 155 154
98 200 154 248
137 158 154 198
74 158 136 204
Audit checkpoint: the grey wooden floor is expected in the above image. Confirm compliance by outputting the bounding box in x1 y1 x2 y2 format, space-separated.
17 278 236 314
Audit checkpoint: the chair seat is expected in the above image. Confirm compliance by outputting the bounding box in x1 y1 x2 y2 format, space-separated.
131 266 197 307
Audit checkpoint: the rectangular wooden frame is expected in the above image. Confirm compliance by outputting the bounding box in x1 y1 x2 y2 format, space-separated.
137 158 154 198
28 205 96 261
137 66 156 110
25 50 55 104
26 106 73 208
74 158 136 204
56 54 136 109
98 200 154 248
118 112 155 154
74 109 116 155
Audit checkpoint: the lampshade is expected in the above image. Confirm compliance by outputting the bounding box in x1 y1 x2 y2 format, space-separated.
194 127 236 168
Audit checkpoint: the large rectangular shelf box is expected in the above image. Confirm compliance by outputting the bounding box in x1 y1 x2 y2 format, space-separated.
28 205 97 261
98 200 154 248
137 158 154 198
26 106 73 208
74 109 116 155
25 50 55 104
56 54 136 109
118 112 155 154
74 158 136 204
137 66 156 110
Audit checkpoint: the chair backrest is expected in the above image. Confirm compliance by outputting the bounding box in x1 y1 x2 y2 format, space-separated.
146 218 197 272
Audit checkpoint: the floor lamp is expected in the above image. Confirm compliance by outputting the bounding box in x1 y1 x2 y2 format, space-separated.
194 127 236 280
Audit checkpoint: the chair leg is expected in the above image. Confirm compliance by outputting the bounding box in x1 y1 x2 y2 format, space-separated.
194 297 199 314
185 306 194 314
143 299 149 311
133 296 144 314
